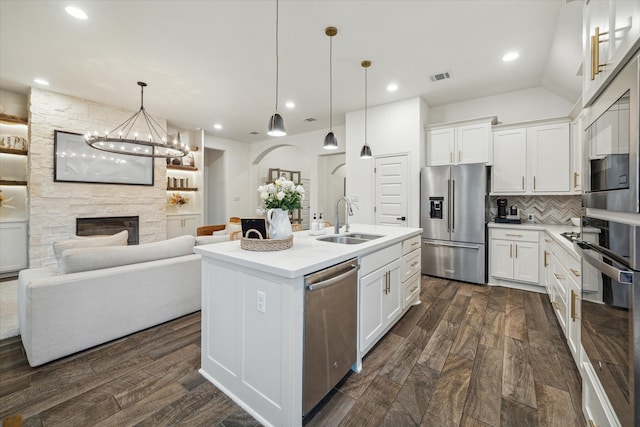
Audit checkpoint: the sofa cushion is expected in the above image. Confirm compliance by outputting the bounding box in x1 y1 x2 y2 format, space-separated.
195 234 232 245
59 235 194 274
53 230 129 268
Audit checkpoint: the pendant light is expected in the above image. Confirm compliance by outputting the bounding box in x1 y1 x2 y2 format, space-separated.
85 82 188 158
360 60 373 159
323 26 338 150
267 0 286 137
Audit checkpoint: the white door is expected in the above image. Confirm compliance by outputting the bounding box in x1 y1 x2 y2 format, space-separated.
492 129 527 193
457 122 490 164
374 155 408 227
426 128 454 166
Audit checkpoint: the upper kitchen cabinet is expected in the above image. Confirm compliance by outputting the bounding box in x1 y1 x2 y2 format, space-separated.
583 0 640 106
492 119 571 195
426 116 497 166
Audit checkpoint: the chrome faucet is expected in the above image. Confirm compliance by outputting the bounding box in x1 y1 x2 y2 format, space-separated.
335 197 356 234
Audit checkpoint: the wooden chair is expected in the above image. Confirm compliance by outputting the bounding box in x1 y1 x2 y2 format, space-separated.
197 217 240 236
291 223 303 232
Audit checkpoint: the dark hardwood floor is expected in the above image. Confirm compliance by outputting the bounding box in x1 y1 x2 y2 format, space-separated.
0 277 584 427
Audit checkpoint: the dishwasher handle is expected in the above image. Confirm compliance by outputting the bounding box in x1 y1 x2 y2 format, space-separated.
307 264 360 291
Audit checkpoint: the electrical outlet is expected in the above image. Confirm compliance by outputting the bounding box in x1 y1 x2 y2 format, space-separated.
527 213 535 222
256 291 266 313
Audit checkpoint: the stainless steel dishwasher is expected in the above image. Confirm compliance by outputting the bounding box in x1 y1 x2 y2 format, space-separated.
303 258 359 416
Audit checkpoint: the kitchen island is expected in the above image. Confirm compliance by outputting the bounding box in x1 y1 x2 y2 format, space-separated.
194 224 422 427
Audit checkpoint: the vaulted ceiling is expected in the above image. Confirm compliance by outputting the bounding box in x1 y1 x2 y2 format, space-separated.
0 0 583 142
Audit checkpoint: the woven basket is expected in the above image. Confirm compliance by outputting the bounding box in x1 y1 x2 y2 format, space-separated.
240 229 293 251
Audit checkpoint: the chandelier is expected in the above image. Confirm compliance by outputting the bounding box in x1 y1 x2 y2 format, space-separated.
85 82 188 158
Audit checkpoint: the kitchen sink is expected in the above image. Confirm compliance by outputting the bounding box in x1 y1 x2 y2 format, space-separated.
344 233 383 240
316 236 369 245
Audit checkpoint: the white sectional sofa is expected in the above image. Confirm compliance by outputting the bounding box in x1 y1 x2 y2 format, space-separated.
18 234 201 367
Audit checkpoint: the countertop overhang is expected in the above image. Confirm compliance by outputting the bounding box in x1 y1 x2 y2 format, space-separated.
194 224 423 279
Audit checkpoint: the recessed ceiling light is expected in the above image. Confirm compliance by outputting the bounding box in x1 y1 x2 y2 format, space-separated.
33 78 50 86
387 83 398 92
502 51 519 62
285 101 295 109
65 6 88 20
213 124 222 130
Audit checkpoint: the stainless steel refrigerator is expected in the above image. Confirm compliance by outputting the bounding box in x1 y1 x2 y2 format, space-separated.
420 164 486 285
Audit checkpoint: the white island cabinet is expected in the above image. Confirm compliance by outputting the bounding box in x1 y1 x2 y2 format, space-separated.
194 224 422 427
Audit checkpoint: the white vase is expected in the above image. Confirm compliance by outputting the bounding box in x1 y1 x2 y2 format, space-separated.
266 208 292 239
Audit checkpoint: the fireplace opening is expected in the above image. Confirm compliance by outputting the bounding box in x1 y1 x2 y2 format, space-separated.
76 216 139 245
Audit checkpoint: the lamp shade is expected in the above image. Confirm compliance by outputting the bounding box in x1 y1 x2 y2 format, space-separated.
360 144 372 159
323 131 338 149
268 113 287 137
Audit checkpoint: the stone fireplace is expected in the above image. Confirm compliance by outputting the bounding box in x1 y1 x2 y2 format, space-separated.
76 216 139 245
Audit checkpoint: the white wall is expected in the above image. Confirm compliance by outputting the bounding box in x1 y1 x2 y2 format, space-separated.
204 148 225 224
427 87 573 125
0 89 28 117
203 134 252 220
248 126 346 219
346 97 427 228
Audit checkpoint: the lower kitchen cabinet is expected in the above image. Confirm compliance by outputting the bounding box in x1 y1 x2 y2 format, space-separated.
0 221 28 274
166 214 200 238
359 257 402 354
489 229 539 286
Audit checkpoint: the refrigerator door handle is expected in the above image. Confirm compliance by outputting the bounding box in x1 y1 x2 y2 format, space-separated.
423 241 480 250
451 179 455 233
447 179 451 232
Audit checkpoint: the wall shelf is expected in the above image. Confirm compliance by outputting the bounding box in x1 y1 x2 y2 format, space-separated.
0 147 28 156
167 164 198 171
0 179 27 186
0 113 28 125
167 187 198 192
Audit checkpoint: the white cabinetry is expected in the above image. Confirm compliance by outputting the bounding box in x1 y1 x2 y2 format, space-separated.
583 0 640 106
167 214 200 238
489 228 539 287
492 120 570 194
0 221 28 274
426 117 496 166
402 235 421 309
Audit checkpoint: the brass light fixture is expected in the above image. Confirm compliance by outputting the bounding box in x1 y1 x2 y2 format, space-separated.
323 26 338 150
360 60 372 159
267 0 286 137
85 81 188 158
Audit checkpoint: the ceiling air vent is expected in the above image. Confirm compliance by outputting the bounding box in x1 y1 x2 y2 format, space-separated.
249 131 259 135
430 71 451 82
304 117 317 122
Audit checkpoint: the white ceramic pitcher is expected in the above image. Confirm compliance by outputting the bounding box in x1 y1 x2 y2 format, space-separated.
266 208 292 239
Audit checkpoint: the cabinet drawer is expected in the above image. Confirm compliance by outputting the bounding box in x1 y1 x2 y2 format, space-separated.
360 243 402 276
403 271 420 309
490 228 538 242
402 250 421 282
402 235 421 255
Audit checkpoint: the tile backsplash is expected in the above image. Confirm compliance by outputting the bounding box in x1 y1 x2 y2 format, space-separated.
489 195 582 225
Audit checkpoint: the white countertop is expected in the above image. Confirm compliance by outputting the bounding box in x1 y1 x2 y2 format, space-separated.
194 224 422 279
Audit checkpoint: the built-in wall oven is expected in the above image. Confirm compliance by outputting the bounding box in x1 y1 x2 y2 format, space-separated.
575 216 639 427
583 55 639 214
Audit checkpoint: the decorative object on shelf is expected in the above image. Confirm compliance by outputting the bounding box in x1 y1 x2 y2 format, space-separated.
85 82 189 158
171 158 181 165
0 190 15 210
360 60 373 159
323 26 338 150
168 192 189 207
183 153 195 167
55 130 154 186
2 136 28 150
267 0 286 137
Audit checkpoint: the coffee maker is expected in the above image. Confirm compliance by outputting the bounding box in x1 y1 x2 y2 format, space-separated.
495 198 508 222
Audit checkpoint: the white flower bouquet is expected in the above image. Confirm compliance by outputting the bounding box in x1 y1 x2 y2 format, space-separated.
257 176 305 215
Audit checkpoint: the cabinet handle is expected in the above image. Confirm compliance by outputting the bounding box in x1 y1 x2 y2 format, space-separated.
544 238 552 243
544 251 548 267
505 233 523 237
411 241 419 247
589 419 597 427
533 176 536 190
522 176 524 190
410 261 419 267
571 289 579 321
450 151 453 163
553 273 564 281
458 150 461 162
570 268 581 277
387 271 391 293
591 26 608 80
573 172 579 189
509 243 512 258
410 286 418 293
515 244 518 258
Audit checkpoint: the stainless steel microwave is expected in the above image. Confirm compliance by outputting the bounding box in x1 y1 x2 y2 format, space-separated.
583 55 639 213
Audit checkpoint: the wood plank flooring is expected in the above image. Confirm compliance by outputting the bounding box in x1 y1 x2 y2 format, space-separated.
0 277 584 427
